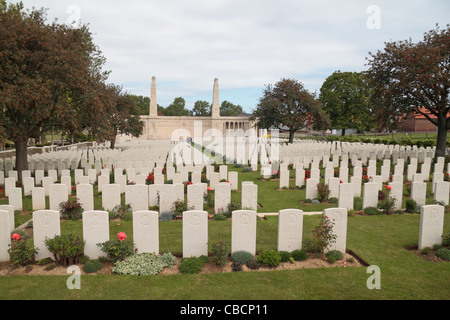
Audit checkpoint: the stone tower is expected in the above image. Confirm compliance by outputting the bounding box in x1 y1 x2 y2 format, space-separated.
211 77 220 118
149 76 158 117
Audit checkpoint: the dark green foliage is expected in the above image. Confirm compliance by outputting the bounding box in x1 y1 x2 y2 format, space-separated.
405 199 418 213
178 256 208 274
231 250 254 264
278 251 292 262
435 248 450 261
326 250 344 264
291 249 308 261
44 234 85 266
363 206 382 215
8 241 37 267
210 235 230 266
59 198 84 220
83 260 103 273
257 250 281 267
245 259 260 270
231 261 243 272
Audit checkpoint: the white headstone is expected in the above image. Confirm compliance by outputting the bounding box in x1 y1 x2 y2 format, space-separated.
0 210 11 262
125 184 149 212
231 210 257 255
323 208 348 254
49 184 68 212
0 205 14 233
338 183 353 210
133 210 159 254
305 178 318 200
277 209 303 252
362 182 378 208
214 182 231 214
241 183 258 211
33 210 61 260
418 205 445 250
411 180 426 206
434 180 449 206
187 183 204 211
102 184 121 211
183 210 209 257
32 187 46 211
82 210 109 259
77 183 94 211
8 187 22 211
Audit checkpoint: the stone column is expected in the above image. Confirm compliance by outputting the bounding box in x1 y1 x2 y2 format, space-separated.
211 78 220 118
149 76 158 117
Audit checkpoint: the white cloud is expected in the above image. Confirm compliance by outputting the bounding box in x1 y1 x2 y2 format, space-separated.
10 0 450 111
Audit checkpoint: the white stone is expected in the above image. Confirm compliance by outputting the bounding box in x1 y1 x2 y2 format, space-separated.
338 183 353 210
187 183 204 211
411 180 426 206
32 187 46 211
231 210 257 255
362 182 378 208
323 208 348 254
102 184 121 211
33 210 61 260
183 210 208 257
279 169 289 189
389 182 403 210
214 182 231 214
76 184 94 211
277 209 303 252
8 187 22 211
418 205 445 250
82 210 109 259
228 171 238 190
125 184 149 212
434 181 449 206
305 178 318 200
49 184 68 212
241 183 258 211
0 205 14 233
133 210 159 254
0 210 11 262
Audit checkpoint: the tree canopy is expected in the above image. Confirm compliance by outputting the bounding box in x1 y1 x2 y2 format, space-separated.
220 100 243 116
251 78 329 143
319 71 374 135
365 24 450 157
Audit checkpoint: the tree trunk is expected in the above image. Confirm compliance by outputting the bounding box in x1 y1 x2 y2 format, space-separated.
15 140 28 183
289 129 295 144
435 115 447 158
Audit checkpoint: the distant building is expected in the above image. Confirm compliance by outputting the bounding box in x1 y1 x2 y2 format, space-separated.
397 107 447 132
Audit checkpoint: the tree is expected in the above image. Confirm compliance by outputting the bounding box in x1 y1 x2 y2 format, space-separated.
0 1 106 181
164 97 190 116
220 101 243 116
365 24 450 157
320 71 374 135
251 78 329 143
130 95 150 115
88 84 144 149
190 100 211 116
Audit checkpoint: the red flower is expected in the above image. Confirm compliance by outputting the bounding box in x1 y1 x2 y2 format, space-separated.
11 233 20 240
117 232 127 241
385 185 392 190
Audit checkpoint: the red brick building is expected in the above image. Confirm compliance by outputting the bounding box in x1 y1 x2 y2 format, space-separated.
397 108 448 132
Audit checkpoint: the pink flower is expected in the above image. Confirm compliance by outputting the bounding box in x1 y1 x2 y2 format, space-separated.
117 232 127 241
207 187 211 191
385 185 392 190
11 233 20 240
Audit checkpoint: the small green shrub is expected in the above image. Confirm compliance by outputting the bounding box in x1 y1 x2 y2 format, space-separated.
210 235 230 266
245 259 260 270
178 256 208 274
405 199 418 213
328 197 338 204
278 251 291 262
44 234 85 266
231 250 254 264
227 201 241 217
363 206 382 215
108 203 132 220
213 213 227 221
257 250 281 267
97 233 135 262
242 167 253 172
83 260 103 273
8 241 37 267
231 261 243 272
435 248 450 261
291 249 307 261
326 250 344 264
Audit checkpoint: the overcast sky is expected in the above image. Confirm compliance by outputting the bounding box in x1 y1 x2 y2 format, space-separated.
11 0 450 113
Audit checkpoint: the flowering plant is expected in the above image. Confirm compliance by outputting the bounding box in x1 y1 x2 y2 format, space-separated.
44 234 85 266
117 232 127 241
97 233 135 262
8 231 37 267
146 172 155 185
307 215 337 253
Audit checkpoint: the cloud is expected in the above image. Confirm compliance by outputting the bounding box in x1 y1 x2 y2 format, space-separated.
11 0 450 112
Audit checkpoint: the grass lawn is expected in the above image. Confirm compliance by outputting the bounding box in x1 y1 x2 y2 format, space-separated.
0 163 449 301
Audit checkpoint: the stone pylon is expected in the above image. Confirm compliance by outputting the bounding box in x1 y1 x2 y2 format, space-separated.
149 76 158 117
211 78 220 118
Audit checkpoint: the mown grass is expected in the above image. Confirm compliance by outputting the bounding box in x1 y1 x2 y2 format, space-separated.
0 162 449 301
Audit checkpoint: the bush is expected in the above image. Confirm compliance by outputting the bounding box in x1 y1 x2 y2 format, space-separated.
308 215 337 253
245 259 260 270
44 234 85 266
213 213 227 221
178 256 208 274
226 201 241 217
363 206 382 215
405 199 418 213
257 250 281 267
278 251 291 262
83 260 103 273
112 252 178 275
242 167 253 172
8 240 37 267
59 198 84 220
291 249 308 261
231 250 254 264
171 200 188 218
97 232 135 262
316 183 330 202
108 203 132 220
435 248 450 261
326 250 344 264
231 261 243 272
210 235 230 266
